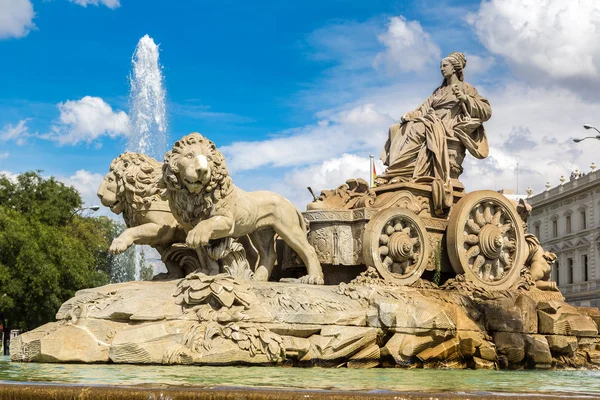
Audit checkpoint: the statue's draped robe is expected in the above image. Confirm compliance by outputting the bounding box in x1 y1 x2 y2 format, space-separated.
380 82 491 183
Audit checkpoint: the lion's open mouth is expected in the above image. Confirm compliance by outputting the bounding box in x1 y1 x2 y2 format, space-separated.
110 201 121 211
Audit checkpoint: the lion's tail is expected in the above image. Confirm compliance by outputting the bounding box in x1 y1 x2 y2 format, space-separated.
296 209 309 235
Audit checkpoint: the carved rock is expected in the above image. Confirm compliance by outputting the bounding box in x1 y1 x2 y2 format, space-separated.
546 335 577 356
10 278 600 370
525 334 552 366
481 294 537 334
493 332 525 365
538 301 598 337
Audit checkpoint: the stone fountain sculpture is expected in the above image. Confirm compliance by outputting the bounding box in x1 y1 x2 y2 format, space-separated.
11 52 600 370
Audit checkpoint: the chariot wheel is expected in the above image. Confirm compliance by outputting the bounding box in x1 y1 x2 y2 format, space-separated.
363 208 430 285
447 190 527 290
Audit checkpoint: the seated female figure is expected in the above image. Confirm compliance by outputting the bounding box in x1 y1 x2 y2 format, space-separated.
378 52 491 185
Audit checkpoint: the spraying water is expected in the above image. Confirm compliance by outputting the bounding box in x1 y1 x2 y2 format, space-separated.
127 34 167 159
125 34 168 278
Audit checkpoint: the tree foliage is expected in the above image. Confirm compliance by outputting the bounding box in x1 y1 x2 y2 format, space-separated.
0 171 127 336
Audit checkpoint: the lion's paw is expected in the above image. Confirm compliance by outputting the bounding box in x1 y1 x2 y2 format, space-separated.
298 275 325 285
109 238 130 254
186 229 211 248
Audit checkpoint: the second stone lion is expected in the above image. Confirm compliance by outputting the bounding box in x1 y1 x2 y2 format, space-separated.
162 132 324 285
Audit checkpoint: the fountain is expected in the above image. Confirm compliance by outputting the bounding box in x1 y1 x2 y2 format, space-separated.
126 34 167 160
3 44 600 400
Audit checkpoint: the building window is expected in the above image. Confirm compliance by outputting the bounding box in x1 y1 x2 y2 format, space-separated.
582 254 588 281
534 224 540 238
567 258 573 284
552 220 558 238
555 261 560 286
581 210 587 230
566 215 571 234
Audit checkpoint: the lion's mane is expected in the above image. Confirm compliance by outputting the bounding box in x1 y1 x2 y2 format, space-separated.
163 133 232 226
109 152 165 226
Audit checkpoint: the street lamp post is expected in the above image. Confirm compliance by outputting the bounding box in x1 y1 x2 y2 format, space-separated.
68 205 100 222
573 124 600 143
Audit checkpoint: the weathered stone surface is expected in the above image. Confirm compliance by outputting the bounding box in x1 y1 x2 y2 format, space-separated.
417 338 460 362
525 334 552 366
481 294 537 334
538 301 598 337
10 278 600 370
10 322 65 362
578 307 600 329
493 332 525 364
546 335 577 356
347 343 381 368
110 320 196 364
470 356 496 370
476 340 497 362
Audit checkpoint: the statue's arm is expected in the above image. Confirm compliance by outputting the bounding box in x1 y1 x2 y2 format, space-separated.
402 93 434 121
463 85 492 122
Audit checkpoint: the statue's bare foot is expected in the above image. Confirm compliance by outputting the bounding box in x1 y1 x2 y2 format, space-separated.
298 274 324 285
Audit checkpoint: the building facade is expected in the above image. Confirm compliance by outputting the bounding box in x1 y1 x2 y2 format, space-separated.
528 169 600 308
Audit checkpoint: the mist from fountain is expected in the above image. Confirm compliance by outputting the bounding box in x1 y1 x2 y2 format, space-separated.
126 34 167 160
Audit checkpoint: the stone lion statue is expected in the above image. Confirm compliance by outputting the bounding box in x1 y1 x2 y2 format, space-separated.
163 132 324 284
97 152 189 278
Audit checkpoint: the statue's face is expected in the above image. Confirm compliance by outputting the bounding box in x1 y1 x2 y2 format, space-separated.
97 171 123 214
440 58 454 78
176 144 212 193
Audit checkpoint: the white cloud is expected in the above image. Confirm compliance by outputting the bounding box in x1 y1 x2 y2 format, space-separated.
0 170 18 183
464 53 495 76
0 0 35 39
461 83 599 194
48 96 129 145
0 119 30 145
221 104 393 173
468 0 600 83
271 154 385 208
59 169 104 209
373 16 441 74
68 0 120 9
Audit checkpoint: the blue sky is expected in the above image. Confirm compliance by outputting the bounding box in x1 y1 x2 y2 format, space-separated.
1 0 600 210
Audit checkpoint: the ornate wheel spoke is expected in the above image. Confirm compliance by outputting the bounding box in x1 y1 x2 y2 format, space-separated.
364 208 430 285
465 234 479 245
466 245 480 259
483 203 493 223
492 210 502 225
474 206 486 227
466 220 481 234
448 190 526 290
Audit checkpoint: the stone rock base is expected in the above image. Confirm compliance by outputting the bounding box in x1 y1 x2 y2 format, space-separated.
10 274 600 369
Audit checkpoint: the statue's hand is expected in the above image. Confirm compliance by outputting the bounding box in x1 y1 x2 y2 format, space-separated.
401 113 413 123
452 84 468 102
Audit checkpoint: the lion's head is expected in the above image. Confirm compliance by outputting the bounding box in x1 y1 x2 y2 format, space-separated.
97 152 164 226
163 133 232 225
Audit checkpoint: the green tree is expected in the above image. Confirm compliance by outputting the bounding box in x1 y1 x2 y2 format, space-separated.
0 171 121 351
138 248 154 281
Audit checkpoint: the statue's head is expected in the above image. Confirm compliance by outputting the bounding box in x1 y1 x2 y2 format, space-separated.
440 52 466 82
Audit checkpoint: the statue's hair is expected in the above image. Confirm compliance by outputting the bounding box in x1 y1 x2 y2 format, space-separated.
444 52 467 82
163 133 232 225
108 152 164 226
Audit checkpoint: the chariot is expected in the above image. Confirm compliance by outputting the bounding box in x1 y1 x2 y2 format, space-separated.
284 175 528 291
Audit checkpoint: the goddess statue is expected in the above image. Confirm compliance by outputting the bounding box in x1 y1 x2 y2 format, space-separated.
377 52 491 187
